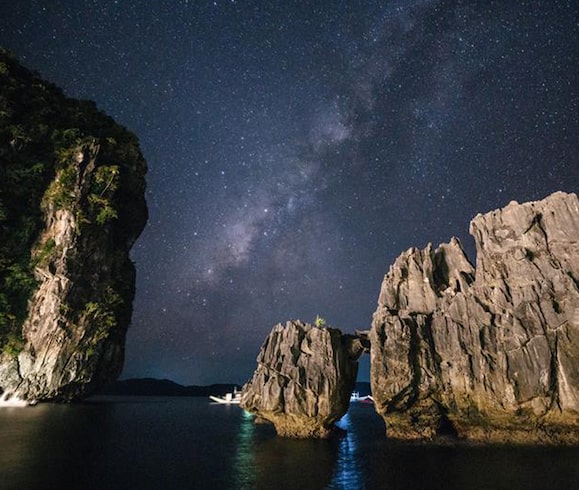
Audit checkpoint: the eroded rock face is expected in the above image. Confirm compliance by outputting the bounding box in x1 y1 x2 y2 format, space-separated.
371 191 579 443
241 320 363 438
0 50 147 402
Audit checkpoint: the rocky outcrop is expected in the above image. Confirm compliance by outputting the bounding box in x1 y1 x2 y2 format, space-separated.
241 320 364 438
0 49 147 402
371 191 579 443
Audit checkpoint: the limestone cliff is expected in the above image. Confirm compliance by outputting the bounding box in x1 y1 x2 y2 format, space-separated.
241 321 364 438
371 191 579 443
0 49 147 401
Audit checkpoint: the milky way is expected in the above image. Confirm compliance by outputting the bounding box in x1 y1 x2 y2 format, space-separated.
1 1 578 384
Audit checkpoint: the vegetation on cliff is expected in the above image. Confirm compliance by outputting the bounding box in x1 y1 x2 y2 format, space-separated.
0 48 147 399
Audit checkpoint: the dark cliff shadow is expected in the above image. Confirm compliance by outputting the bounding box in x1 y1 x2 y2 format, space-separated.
252 434 340 490
0 401 114 490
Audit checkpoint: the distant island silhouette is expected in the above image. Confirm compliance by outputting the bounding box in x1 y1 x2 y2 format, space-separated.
97 378 371 398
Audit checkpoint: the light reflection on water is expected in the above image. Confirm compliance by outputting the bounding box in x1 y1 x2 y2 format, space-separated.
233 410 257 487
231 406 373 489
331 411 364 489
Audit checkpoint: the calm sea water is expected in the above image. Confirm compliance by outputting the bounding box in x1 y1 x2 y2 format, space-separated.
1 397 579 489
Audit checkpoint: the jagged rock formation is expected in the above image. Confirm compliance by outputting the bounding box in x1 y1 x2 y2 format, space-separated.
0 49 147 402
241 320 364 438
371 191 579 443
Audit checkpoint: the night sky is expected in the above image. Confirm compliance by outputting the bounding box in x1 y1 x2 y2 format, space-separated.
1 1 578 384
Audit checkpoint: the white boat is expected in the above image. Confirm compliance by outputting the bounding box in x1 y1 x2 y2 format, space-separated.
209 388 241 404
350 392 374 403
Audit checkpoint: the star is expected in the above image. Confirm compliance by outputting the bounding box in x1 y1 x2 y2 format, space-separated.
0 0 576 384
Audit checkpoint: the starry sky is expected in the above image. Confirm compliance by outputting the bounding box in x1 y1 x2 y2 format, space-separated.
1 1 578 384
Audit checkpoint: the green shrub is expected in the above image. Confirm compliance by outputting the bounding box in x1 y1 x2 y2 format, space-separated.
43 164 77 210
31 238 56 267
88 165 120 225
83 287 123 345
2 332 24 357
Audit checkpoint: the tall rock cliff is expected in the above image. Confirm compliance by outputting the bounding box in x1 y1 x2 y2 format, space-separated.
371 191 579 443
241 321 365 438
0 49 147 402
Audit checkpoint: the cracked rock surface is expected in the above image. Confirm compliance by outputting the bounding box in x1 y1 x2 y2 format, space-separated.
0 51 147 402
241 320 363 438
371 191 579 443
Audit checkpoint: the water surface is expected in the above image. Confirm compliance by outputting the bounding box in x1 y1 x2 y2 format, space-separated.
1 397 579 489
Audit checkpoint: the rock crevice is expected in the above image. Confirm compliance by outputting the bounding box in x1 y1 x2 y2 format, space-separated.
241 320 362 438
371 191 579 443
241 192 579 443
0 50 147 402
